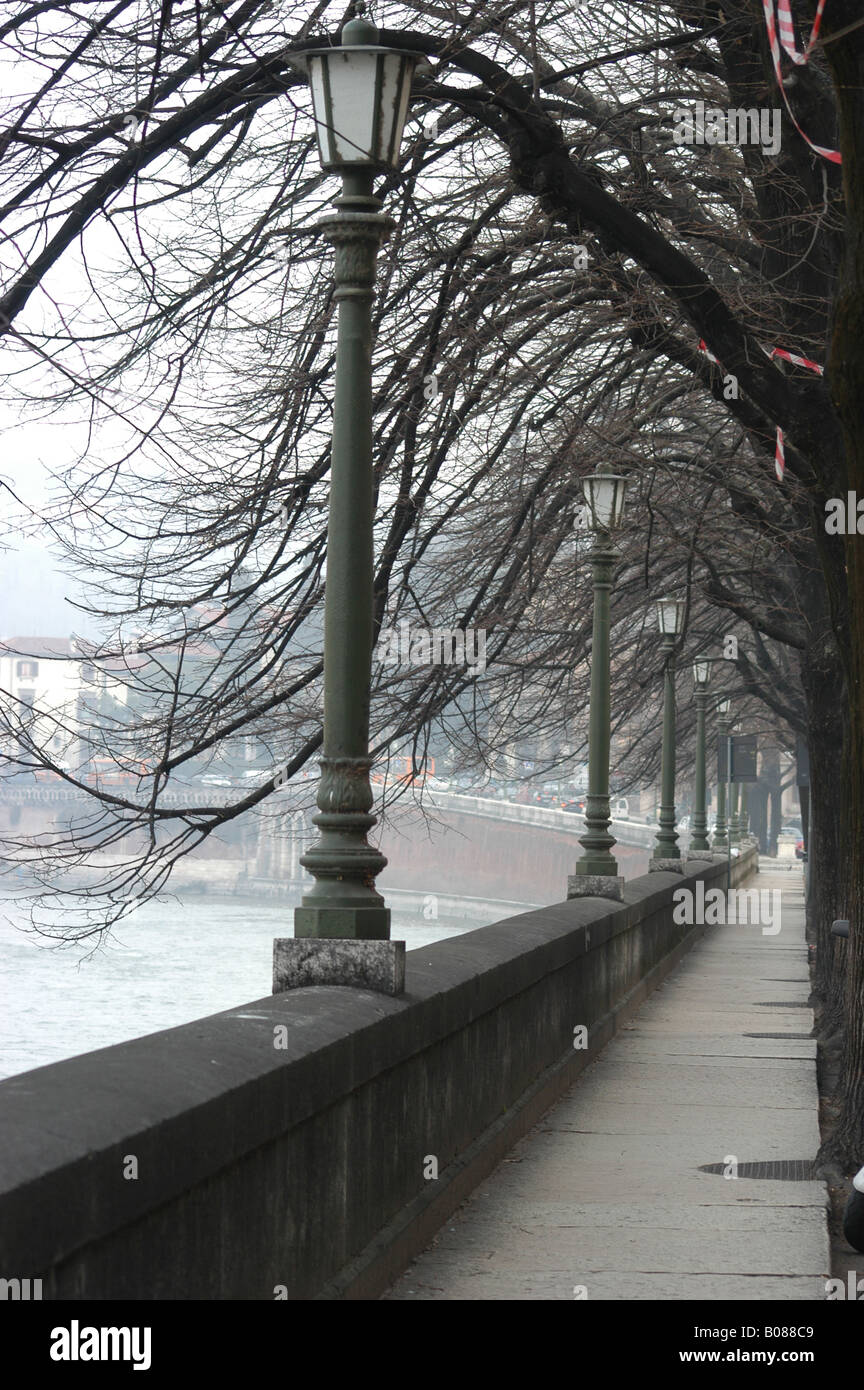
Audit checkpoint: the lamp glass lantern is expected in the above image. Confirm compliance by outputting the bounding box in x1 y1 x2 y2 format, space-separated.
655 597 686 637
693 654 712 686
582 463 626 533
716 697 731 715
304 14 420 172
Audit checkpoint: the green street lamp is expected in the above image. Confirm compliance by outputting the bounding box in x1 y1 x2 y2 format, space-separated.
274 6 421 989
651 597 686 866
568 462 627 902
713 698 732 851
739 781 751 841
305 11 418 172
729 778 742 847
689 654 713 856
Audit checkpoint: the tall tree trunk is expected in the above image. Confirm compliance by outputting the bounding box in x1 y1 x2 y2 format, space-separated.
819 12 864 1167
801 655 849 1033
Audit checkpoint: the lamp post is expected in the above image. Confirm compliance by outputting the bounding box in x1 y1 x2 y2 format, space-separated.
729 779 742 847
713 698 732 851
274 6 420 994
739 781 751 841
568 462 627 902
689 654 713 857
651 597 686 869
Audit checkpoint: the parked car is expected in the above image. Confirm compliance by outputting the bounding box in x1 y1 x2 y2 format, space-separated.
795 839 806 860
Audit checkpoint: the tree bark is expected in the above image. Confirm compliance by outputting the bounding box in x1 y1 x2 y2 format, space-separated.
818 8 864 1166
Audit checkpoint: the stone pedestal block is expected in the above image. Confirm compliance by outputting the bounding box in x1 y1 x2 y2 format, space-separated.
567 874 625 902
649 857 686 874
273 939 405 996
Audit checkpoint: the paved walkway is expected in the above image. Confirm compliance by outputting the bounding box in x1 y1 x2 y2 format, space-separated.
384 865 829 1300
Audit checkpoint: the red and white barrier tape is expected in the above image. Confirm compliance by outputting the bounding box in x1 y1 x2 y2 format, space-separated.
697 338 824 481
768 345 824 375
768 348 823 479
698 338 720 364
761 0 841 164
777 0 827 64
774 428 786 481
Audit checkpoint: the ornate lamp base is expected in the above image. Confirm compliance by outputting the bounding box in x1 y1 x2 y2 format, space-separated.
293 755 391 941
293 904 391 939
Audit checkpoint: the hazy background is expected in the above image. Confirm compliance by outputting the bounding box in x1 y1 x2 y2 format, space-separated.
1 419 95 637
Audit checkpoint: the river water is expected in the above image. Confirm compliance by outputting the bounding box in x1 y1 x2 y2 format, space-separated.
0 893 483 1081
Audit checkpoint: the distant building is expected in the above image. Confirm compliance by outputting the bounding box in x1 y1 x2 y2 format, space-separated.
0 637 86 772
0 636 143 777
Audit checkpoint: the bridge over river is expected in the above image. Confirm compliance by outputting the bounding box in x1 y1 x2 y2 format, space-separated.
0 784 669 925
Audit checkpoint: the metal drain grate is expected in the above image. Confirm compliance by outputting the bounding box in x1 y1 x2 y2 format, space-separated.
755 1001 810 1007
743 1032 812 1040
699 1159 816 1181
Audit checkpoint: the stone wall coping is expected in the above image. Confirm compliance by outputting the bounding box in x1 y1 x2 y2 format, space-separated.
0 849 756 1274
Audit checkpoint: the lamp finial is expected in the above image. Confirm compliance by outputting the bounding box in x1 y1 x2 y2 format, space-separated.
343 1 377 44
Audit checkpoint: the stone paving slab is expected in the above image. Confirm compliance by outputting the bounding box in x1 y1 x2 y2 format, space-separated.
387 1270 826 1301
383 1226 824 1275
536 1100 813 1139
630 1011 811 1030
555 1063 816 1111
383 868 828 1301
451 1163 825 1207
603 1040 816 1059
519 1130 815 1165
421 1199 828 1233
600 1052 816 1070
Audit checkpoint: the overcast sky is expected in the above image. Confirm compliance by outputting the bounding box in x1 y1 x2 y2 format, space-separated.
0 417 94 640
